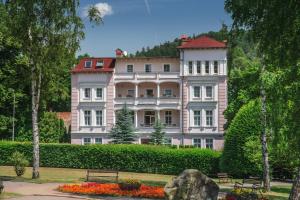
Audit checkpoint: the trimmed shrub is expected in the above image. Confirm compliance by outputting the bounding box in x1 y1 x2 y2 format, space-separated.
10 151 29 176
220 100 262 177
118 179 142 191
0 142 221 175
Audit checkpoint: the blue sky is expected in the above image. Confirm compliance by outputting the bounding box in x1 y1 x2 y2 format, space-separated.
79 0 232 57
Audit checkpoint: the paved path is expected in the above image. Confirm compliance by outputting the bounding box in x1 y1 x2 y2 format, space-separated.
3 181 157 200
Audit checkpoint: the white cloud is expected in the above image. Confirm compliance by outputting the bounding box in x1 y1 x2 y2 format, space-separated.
83 2 113 18
144 0 151 15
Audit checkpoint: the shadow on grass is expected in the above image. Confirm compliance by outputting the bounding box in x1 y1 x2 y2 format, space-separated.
271 186 291 194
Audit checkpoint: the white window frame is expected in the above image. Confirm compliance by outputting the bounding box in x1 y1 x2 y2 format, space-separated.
193 110 201 127
196 61 201 74
213 61 218 74
163 64 171 72
205 61 210 74
94 137 103 144
188 61 193 74
192 138 202 148
96 88 103 99
127 64 134 73
82 137 92 145
206 110 213 127
145 64 152 73
163 89 172 97
127 89 134 98
84 88 91 99
84 110 91 126
145 89 154 98
96 110 103 126
205 138 214 149
193 86 201 98
96 60 104 68
205 86 213 99
165 110 172 126
84 60 92 68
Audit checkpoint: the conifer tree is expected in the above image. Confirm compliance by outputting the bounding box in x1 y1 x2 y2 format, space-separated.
150 120 165 145
109 104 136 144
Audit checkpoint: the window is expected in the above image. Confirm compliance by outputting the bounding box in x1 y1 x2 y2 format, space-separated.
163 138 172 145
95 137 103 144
145 64 152 73
165 111 172 125
205 86 213 98
96 60 103 68
163 89 172 97
96 88 103 99
164 64 171 72
84 60 92 68
193 86 201 98
193 138 202 148
144 111 155 126
127 89 134 97
205 138 213 149
206 110 213 126
84 88 91 99
214 61 218 74
96 110 103 126
83 137 91 145
196 61 201 74
188 61 193 74
84 110 91 126
205 61 210 74
194 110 201 126
127 64 133 73
146 89 154 97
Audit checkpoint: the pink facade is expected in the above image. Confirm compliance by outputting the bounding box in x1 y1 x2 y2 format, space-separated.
71 36 227 150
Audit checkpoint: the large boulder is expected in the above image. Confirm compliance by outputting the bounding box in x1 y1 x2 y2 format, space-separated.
164 169 219 200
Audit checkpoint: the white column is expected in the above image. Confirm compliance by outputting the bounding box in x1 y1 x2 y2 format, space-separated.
135 83 138 98
134 110 138 128
157 83 160 98
179 109 182 128
157 110 160 122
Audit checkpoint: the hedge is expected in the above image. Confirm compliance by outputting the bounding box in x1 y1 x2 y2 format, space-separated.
0 142 221 175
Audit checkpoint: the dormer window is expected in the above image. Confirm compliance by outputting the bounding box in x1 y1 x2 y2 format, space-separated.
84 60 92 68
96 60 104 68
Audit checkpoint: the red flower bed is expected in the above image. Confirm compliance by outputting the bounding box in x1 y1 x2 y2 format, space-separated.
58 182 165 199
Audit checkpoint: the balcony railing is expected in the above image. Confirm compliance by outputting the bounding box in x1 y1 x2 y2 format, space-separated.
114 72 180 81
114 96 181 106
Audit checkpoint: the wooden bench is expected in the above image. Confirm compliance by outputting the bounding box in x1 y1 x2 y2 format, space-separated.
234 177 263 193
86 169 119 182
217 173 233 183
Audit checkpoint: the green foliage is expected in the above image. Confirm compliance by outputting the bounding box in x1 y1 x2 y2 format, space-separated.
39 112 66 143
221 100 262 177
150 120 165 145
135 24 228 57
10 151 29 176
109 105 136 144
0 142 221 175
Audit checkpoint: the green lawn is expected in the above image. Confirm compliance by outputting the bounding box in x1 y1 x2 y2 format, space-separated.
0 166 291 199
0 192 21 199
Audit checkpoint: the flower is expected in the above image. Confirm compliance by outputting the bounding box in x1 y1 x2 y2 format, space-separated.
58 183 164 199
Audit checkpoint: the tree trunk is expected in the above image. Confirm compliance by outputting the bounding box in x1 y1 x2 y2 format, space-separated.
261 64 271 191
289 167 300 200
31 69 41 179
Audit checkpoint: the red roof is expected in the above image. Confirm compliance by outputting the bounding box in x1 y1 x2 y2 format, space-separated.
177 36 226 49
72 57 115 73
56 112 71 123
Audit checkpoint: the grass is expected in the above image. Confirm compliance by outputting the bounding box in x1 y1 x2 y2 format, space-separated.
0 192 21 199
0 166 174 184
0 166 292 199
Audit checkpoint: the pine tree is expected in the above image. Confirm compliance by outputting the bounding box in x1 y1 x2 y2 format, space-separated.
150 120 165 145
109 104 136 144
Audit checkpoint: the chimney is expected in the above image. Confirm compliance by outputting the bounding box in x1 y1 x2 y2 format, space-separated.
115 48 123 58
180 34 190 46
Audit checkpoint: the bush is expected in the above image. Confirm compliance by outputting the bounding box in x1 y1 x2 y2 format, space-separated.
0 180 3 194
220 100 262 177
0 142 221 175
118 179 142 190
10 151 29 176
225 188 260 200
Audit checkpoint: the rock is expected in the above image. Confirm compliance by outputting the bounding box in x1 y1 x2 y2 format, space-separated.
0 180 3 194
164 169 219 200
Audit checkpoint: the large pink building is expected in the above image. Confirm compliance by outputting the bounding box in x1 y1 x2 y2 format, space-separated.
71 36 227 150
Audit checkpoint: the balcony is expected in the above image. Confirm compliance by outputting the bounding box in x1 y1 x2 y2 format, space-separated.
114 72 180 82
